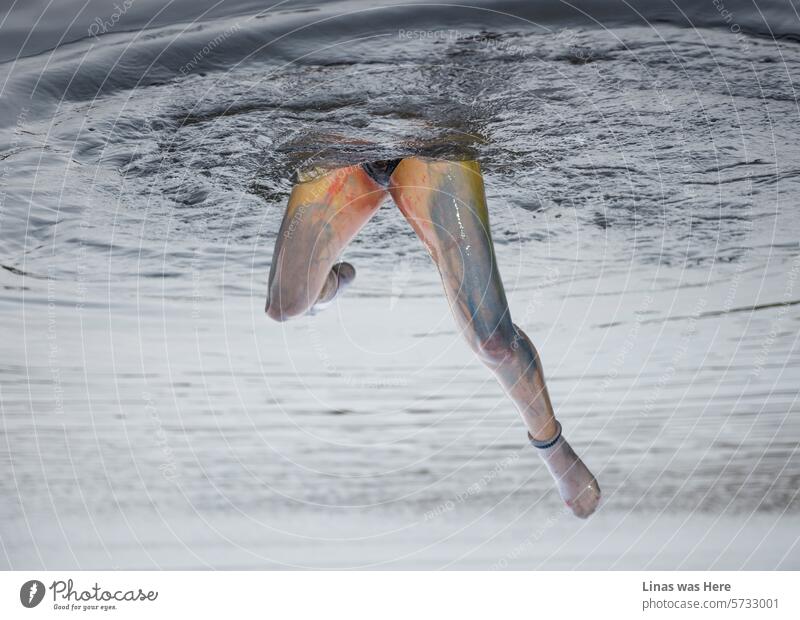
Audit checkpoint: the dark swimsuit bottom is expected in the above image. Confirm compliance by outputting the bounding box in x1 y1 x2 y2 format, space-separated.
361 159 403 187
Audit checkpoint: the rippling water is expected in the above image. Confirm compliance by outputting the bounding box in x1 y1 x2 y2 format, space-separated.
1 0 799 568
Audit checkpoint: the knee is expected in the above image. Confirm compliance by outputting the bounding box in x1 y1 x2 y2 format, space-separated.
265 303 289 322
265 296 306 322
469 329 516 366
468 323 538 367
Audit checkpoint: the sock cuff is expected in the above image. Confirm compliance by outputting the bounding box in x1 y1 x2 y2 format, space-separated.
527 420 562 449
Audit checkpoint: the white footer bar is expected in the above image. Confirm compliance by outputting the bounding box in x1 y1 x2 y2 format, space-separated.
1 571 797 619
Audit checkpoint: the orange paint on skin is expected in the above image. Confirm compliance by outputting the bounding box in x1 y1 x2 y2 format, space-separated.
336 168 380 213
325 166 350 200
271 156 600 518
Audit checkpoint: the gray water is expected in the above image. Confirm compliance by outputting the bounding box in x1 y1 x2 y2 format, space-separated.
1 0 799 569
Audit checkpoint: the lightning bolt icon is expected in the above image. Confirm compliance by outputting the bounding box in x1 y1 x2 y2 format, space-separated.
29 582 37 603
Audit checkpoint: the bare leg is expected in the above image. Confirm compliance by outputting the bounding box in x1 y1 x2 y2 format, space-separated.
266 165 386 321
388 157 600 518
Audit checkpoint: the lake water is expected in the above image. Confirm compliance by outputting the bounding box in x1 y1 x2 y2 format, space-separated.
1 0 799 568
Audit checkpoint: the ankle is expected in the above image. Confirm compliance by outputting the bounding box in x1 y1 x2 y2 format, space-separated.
526 418 560 444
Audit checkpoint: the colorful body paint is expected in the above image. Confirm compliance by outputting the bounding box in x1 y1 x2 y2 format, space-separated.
266 157 601 518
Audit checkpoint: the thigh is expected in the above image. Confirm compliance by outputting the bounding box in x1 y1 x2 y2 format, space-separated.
267 165 386 317
388 158 513 344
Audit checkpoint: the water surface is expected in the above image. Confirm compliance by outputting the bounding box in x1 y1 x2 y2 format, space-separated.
1 0 799 568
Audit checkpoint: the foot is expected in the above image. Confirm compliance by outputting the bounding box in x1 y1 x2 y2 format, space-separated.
531 430 601 519
309 262 356 314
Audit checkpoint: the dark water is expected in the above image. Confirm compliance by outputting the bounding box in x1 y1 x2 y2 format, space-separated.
1 0 799 568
